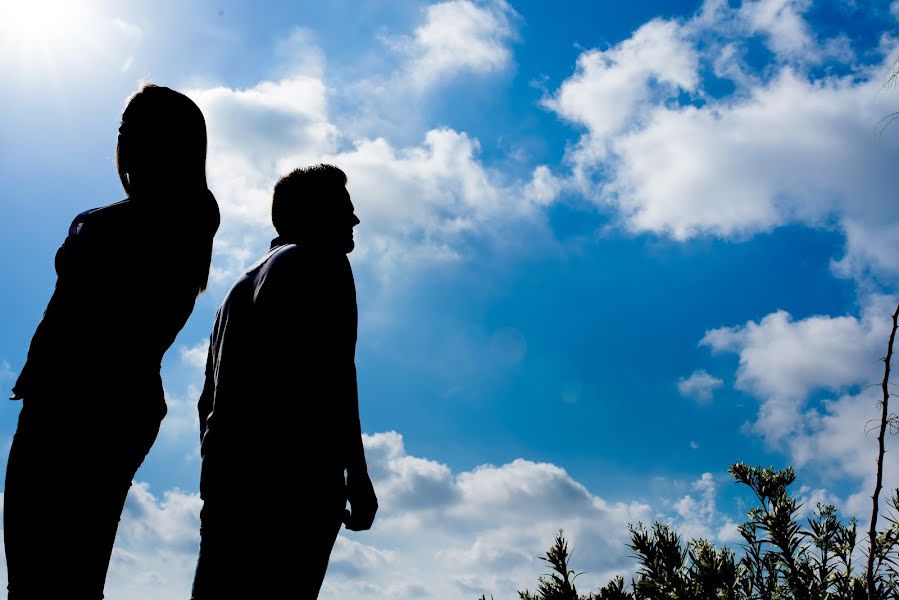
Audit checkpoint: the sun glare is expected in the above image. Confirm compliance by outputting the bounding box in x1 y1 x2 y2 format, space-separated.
0 0 100 75
1 0 90 48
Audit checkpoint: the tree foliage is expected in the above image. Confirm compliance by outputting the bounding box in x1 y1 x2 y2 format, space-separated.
479 465 899 600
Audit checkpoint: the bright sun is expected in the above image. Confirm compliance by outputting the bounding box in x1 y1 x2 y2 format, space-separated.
0 0 107 79
0 0 90 50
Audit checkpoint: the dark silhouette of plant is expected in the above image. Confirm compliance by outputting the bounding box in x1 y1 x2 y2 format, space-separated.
732 463 813 600
628 523 690 599
867 303 899 600
518 531 587 600
480 469 898 600
595 576 635 600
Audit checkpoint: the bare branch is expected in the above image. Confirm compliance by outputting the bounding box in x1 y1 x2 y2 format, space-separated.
867 302 899 600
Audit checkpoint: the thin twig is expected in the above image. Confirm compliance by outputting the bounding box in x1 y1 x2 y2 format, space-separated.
867 302 899 600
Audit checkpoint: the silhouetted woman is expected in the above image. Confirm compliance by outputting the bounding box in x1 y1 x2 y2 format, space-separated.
4 84 220 599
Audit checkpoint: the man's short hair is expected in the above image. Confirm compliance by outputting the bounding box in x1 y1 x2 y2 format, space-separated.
272 164 348 237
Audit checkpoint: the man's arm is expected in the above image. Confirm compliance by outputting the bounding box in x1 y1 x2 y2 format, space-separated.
342 361 378 531
330 256 377 531
197 332 215 446
344 365 366 474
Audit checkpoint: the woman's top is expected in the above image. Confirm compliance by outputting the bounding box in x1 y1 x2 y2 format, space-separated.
12 190 220 415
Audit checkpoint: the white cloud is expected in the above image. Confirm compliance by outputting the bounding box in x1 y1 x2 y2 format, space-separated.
795 484 846 521
695 295 899 514
667 473 740 543
332 1 520 144
117 482 202 549
274 27 327 80
522 165 564 206
158 384 202 447
186 68 340 284
737 0 818 62
599 69 898 251
328 537 397 579
542 18 699 165
701 306 882 405
789 387 898 493
700 296 893 445
106 483 202 599
678 369 724 404
189 70 338 232
178 341 209 373
696 0 853 64
321 128 525 272
363 431 459 511
392 0 518 90
543 1 897 282
186 27 545 285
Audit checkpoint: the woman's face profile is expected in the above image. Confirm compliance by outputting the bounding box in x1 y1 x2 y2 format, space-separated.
116 122 133 194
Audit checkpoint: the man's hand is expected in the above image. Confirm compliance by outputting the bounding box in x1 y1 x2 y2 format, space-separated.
343 471 378 531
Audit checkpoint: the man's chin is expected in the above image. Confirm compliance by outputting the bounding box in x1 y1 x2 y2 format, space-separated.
344 240 355 254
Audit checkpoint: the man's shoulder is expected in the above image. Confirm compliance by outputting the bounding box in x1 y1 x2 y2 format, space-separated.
254 243 304 283
225 244 305 307
266 243 303 265
252 246 353 301
262 245 350 275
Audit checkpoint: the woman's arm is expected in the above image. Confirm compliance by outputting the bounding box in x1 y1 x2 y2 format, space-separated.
12 212 94 399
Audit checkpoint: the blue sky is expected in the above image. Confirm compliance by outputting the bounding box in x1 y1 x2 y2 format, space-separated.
2 0 899 598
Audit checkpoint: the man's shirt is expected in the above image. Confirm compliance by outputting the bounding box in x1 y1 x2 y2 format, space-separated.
197 239 358 494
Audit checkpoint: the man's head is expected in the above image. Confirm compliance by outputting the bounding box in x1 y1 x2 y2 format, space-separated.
272 164 360 253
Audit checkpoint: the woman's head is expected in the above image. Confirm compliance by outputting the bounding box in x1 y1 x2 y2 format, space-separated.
117 83 208 195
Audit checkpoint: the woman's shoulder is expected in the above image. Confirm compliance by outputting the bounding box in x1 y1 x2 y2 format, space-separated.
52 199 136 272
73 191 219 233
69 198 134 236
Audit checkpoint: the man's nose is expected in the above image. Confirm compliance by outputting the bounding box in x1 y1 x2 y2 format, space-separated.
351 213 360 227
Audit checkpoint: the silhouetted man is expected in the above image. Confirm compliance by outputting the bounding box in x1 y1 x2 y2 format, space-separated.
191 164 377 599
